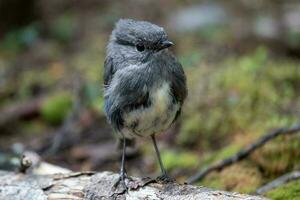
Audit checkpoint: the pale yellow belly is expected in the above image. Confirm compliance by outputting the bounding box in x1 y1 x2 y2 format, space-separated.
122 82 179 138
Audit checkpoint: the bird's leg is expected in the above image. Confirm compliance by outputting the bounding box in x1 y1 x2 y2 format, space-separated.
151 134 174 182
113 137 131 190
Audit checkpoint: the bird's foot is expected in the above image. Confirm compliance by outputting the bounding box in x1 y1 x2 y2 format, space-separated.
156 173 175 183
112 173 133 193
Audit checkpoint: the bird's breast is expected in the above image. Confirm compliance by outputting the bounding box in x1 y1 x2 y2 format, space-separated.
122 82 179 138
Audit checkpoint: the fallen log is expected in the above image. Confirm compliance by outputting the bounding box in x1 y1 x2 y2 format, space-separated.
0 170 267 200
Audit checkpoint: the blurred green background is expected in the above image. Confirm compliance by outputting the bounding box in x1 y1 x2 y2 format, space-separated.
0 0 300 198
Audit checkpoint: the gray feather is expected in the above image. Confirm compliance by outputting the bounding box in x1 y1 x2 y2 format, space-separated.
103 19 187 139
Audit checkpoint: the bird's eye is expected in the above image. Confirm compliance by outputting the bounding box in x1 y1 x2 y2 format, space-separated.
136 44 145 52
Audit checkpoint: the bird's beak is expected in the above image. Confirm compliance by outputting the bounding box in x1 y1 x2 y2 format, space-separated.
158 40 174 51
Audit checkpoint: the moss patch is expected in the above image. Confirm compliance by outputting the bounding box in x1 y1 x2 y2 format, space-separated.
251 134 300 177
161 150 199 171
201 163 262 194
266 180 300 200
180 47 300 149
40 92 73 125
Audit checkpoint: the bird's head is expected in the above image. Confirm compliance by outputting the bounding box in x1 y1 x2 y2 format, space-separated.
110 19 173 63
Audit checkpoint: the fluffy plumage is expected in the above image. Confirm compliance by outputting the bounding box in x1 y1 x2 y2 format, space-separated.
104 19 187 139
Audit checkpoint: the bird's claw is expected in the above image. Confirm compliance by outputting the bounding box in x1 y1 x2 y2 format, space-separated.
156 173 175 183
113 173 133 193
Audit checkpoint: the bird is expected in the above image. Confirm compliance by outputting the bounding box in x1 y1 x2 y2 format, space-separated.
103 19 187 189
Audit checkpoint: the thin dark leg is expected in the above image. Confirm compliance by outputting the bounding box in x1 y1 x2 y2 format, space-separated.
113 137 128 189
120 136 126 178
151 134 167 175
151 134 174 182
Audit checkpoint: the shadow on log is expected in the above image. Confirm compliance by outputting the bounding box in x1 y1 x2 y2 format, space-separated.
0 170 267 200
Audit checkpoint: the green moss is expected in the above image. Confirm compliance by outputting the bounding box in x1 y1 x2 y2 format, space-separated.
178 47 300 193
40 92 73 125
201 173 225 190
199 144 241 168
18 69 58 100
215 144 242 161
178 114 202 146
266 180 300 200
201 163 262 194
251 134 300 177
180 47 300 149
161 150 199 171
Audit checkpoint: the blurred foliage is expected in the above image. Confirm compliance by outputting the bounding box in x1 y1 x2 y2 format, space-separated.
200 143 242 167
71 34 105 112
202 163 262 193
49 14 77 43
175 46 300 193
0 23 39 57
266 180 300 200
161 149 199 171
180 46 300 148
17 68 59 100
287 32 300 49
40 92 72 125
252 134 300 177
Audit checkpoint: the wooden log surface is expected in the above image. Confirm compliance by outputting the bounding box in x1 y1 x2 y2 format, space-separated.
0 170 268 200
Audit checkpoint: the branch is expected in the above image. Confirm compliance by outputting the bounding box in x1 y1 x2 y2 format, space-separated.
255 171 300 195
0 97 43 127
187 125 300 184
0 170 267 200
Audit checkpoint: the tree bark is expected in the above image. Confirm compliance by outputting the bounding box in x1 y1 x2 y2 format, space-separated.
0 170 268 200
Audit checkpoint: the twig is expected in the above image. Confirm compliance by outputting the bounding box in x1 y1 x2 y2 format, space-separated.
187 125 300 184
18 154 32 173
255 171 300 195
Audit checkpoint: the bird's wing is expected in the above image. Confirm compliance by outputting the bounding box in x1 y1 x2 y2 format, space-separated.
168 55 187 122
104 68 149 131
169 55 187 105
103 56 115 87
